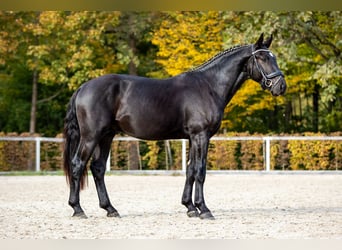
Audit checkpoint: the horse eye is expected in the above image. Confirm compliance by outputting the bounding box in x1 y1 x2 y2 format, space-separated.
261 52 275 61
256 54 267 61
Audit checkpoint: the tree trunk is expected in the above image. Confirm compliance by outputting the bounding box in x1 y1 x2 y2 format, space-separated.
29 70 38 134
28 70 38 171
164 140 173 170
284 101 292 132
127 141 141 170
128 33 137 76
312 83 320 132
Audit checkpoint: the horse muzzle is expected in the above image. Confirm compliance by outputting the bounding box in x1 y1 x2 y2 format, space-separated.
270 76 286 96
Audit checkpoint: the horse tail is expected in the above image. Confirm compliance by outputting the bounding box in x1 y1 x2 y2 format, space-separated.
63 88 87 190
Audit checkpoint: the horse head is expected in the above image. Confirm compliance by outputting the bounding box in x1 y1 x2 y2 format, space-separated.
247 33 287 96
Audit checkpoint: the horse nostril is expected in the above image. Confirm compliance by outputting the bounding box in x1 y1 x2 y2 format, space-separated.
279 79 286 93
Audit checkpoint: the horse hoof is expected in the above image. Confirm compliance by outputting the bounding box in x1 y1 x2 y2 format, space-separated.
187 210 199 218
199 211 215 220
107 211 120 218
72 211 88 219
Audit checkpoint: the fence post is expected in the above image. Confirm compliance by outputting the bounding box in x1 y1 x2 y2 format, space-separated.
181 139 187 173
264 137 271 172
35 137 41 172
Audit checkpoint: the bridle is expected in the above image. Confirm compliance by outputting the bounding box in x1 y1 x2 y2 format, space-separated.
249 48 284 90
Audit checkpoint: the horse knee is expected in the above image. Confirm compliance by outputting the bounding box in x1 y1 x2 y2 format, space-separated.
195 167 206 183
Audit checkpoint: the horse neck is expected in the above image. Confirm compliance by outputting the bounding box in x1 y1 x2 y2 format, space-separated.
196 45 252 108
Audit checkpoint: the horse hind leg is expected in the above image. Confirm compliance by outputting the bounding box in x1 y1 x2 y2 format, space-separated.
181 140 200 218
68 138 97 218
90 134 120 218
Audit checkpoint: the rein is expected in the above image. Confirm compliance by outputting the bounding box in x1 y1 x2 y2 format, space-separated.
250 48 284 90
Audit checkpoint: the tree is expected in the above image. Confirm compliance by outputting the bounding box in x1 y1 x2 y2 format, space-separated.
220 11 341 133
274 11 341 132
151 11 227 77
24 11 121 90
105 12 160 76
0 11 121 135
0 12 39 134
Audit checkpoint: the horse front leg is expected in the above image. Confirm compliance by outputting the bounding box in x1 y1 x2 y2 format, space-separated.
192 133 214 219
194 157 214 220
182 133 214 219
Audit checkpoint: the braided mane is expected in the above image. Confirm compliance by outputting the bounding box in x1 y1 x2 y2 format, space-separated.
190 44 250 72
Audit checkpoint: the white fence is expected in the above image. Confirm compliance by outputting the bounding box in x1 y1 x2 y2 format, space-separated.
0 136 342 172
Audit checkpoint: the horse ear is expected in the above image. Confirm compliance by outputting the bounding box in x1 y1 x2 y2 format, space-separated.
255 33 264 48
264 34 273 48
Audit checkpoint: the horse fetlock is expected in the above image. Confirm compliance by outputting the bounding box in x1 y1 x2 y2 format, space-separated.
99 202 112 211
68 199 78 207
100 203 118 215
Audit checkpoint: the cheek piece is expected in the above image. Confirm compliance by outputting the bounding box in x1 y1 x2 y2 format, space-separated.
250 49 284 90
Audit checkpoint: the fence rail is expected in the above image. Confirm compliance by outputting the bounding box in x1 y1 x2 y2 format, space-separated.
0 136 341 172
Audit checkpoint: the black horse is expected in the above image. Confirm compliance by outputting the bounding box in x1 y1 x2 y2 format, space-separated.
63 33 286 219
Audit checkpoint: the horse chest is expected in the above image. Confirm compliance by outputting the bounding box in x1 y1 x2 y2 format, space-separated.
183 98 223 135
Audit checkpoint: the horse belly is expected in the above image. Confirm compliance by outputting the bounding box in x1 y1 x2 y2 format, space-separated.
116 107 184 140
